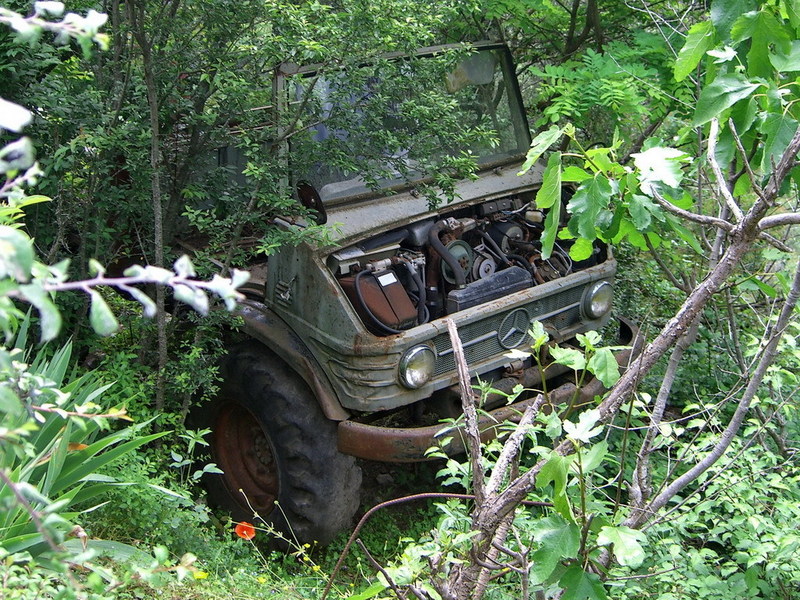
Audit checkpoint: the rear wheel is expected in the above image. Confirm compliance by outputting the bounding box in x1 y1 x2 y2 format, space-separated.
204 342 362 546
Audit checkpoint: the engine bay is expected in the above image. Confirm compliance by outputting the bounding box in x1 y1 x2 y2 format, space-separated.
328 192 608 336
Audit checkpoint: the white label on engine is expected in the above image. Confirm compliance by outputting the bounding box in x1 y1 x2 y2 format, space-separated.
377 272 398 287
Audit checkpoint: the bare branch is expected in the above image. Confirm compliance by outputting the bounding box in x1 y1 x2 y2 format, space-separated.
707 118 744 222
447 319 486 505
758 212 800 230
650 189 734 230
626 256 800 528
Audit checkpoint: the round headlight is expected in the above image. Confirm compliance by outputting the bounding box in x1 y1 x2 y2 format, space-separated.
582 281 613 319
398 345 436 389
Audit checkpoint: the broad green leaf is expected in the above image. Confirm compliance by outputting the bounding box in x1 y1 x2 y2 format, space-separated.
535 152 562 209
563 409 604 444
674 21 715 82
692 74 761 126
0 226 34 282
737 276 778 297
569 237 593 261
577 439 608 473
345 581 388 600
587 348 621 388
536 452 570 496
632 147 690 195
559 566 607 600
536 152 561 260
518 126 563 175
786 0 800 29
732 10 790 77
567 174 612 241
0 137 35 172
561 166 591 183
770 40 800 71
550 345 586 371
89 291 119 337
597 526 647 567
532 515 581 557
0 387 20 414
529 320 549 352
536 452 573 518
627 195 660 230
708 46 737 63
529 545 563 584
712 0 756 38
760 114 799 173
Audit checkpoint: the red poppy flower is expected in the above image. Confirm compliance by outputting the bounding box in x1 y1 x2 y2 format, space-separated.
234 521 256 540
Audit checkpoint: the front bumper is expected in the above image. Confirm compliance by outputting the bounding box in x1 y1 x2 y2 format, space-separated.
337 318 642 462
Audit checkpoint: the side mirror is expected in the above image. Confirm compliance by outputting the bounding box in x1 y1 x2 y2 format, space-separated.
296 181 327 225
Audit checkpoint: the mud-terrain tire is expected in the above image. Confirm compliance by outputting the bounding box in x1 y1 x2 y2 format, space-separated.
204 342 362 546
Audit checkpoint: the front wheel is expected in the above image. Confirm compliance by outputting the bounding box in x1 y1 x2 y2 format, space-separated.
204 342 362 546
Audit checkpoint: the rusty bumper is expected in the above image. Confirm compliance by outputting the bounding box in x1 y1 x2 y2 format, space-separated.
337 318 642 462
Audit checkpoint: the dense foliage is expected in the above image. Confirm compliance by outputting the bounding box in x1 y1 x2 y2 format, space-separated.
0 0 798 599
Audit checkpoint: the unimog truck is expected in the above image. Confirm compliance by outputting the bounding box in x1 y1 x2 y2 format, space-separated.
202 41 636 545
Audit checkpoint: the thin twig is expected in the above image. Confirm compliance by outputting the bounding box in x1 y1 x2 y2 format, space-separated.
707 119 744 222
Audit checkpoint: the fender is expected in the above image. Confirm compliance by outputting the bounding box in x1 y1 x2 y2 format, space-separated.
236 299 350 421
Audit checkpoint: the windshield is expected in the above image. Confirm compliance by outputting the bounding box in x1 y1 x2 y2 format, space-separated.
287 45 530 203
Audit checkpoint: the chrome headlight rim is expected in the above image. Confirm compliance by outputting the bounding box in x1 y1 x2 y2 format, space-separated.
398 344 436 389
582 281 613 319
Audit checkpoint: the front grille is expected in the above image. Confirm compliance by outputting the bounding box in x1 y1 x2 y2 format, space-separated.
433 285 584 376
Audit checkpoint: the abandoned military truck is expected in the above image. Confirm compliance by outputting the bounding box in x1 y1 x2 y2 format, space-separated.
202 41 631 545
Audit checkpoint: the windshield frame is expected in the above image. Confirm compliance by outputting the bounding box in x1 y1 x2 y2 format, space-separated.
280 41 532 206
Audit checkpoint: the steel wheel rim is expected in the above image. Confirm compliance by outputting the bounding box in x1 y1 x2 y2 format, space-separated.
214 402 279 515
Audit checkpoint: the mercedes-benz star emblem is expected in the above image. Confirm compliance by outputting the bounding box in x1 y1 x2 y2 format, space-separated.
497 308 531 349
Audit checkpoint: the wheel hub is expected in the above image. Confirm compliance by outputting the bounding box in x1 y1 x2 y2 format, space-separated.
213 403 279 515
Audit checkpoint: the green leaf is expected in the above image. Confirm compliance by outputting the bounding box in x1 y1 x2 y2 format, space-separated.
760 114 799 173
558 566 607 600
692 74 761 126
569 237 593 261
564 409 603 444
578 439 608 473
532 515 581 558
0 226 34 282
529 545 564 584
567 174 612 241
120 285 157 318
666 215 704 254
627 194 659 230
674 21 715 82
89 291 119 337
529 320 550 352
732 10 791 77
786 0 800 30
561 166 591 183
19 283 61 341
550 345 586 371
518 126 563 175
712 0 756 38
632 147 690 195
597 526 647 567
587 348 621 388
535 152 562 209
536 452 573 518
770 40 800 71
345 581 387 600
539 153 563 260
